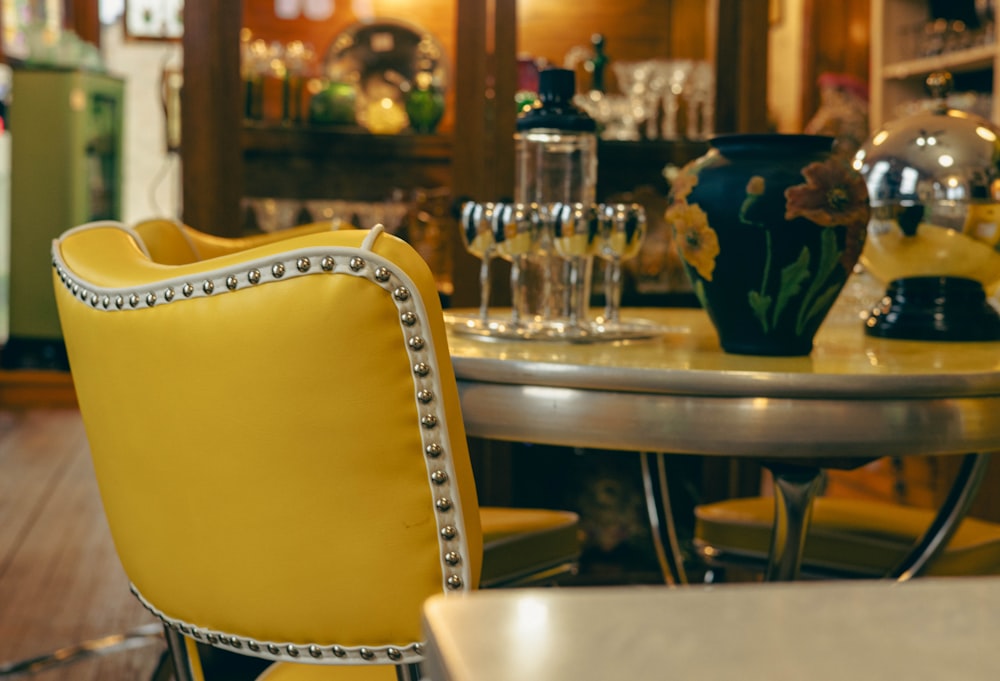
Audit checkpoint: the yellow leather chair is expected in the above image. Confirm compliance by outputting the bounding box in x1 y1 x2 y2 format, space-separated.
694 494 1000 580
52 220 580 680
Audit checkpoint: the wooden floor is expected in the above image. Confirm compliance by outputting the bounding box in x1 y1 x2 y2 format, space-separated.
0 408 165 680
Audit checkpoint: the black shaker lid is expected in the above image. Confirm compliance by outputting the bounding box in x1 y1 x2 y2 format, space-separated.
516 67 597 133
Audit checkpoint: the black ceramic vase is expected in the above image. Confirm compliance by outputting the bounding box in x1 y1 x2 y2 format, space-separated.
666 134 870 356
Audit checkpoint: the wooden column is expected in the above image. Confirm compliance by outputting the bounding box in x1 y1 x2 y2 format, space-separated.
181 0 244 235
450 0 516 308
710 0 770 134
64 0 100 47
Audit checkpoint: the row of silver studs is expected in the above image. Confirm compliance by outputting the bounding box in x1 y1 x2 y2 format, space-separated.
56 239 471 665
52 250 348 312
132 586 427 665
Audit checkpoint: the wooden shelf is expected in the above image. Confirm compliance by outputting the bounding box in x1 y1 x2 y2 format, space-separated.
882 44 998 80
242 123 454 160
0 369 76 409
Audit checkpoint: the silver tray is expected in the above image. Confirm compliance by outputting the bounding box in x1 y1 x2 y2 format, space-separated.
444 312 668 343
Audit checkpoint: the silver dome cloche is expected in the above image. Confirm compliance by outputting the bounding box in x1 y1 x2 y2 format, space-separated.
852 72 1000 340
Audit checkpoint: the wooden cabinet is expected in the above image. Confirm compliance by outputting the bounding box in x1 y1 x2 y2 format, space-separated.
870 0 1000 128
181 0 769 310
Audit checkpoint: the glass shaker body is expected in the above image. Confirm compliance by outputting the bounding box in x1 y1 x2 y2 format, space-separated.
514 127 598 325
514 128 598 206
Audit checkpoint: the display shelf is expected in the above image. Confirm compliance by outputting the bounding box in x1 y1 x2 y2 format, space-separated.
242 122 454 160
881 43 998 79
871 0 1000 128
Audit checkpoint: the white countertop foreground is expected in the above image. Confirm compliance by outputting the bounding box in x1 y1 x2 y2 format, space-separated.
422 577 1000 681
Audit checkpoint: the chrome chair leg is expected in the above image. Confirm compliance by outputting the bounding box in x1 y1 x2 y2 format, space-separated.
764 464 824 582
889 451 993 581
396 662 422 681
0 623 164 678
640 452 688 586
163 625 197 681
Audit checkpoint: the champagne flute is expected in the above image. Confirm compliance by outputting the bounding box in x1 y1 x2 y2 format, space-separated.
552 202 599 330
493 203 539 328
597 203 646 325
460 201 499 324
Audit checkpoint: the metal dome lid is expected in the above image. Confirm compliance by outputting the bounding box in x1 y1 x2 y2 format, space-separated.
853 72 1000 231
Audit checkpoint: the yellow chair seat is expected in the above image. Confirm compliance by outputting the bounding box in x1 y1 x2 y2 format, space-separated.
255 661 398 680
479 507 582 588
695 496 1000 578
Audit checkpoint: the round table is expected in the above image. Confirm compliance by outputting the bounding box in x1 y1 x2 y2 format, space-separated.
445 307 1000 581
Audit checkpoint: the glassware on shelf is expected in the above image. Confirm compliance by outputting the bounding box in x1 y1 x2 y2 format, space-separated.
241 33 270 120
609 60 654 140
244 198 305 233
684 61 715 140
283 40 317 125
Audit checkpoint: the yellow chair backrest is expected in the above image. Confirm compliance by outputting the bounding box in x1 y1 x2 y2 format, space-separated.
52 221 482 668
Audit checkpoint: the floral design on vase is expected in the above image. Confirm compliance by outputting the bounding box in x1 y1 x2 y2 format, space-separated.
665 134 869 356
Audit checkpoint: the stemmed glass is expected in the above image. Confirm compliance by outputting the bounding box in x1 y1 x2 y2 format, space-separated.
661 59 693 140
552 202 599 330
596 203 647 325
460 201 500 324
493 203 539 328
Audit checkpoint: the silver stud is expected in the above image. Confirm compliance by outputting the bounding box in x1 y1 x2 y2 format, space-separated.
297 258 311 273
226 275 238 290
286 645 300 657
349 256 365 271
413 643 424 656
230 637 242 648
79 288 88 300
359 648 375 660
146 292 157 306
321 256 335 271
207 634 219 644
179 625 190 634
393 286 410 301
308 645 322 658
421 415 438 429
267 644 280 655
408 336 425 351
191 629 203 640
332 646 347 658
129 294 140 308
182 283 194 297
401 311 417 326
425 443 443 458
436 497 452 512
414 362 430 377
374 266 391 282
248 269 261 285
417 389 433 403
446 574 463 589
444 551 461 565
102 296 110 308
431 470 448 485
440 525 457 540
72 283 80 295
115 295 124 309
90 294 99 306
272 263 286 278
248 641 261 652
387 648 402 661
164 288 175 301
203 280 214 294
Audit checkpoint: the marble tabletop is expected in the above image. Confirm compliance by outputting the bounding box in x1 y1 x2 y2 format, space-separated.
446 307 1000 460
422 577 1000 681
